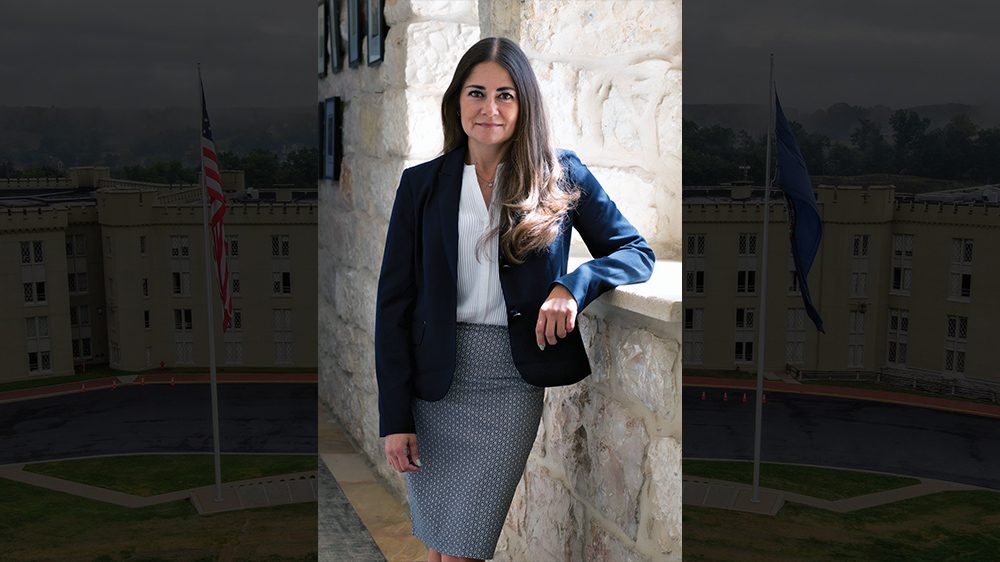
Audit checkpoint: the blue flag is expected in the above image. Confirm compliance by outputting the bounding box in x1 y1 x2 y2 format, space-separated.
775 94 824 333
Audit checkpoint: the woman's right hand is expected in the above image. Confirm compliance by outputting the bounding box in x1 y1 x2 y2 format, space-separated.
384 433 421 473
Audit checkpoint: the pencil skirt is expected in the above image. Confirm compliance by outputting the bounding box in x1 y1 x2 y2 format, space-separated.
406 322 544 560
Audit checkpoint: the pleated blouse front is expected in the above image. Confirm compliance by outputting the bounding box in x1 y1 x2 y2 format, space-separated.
455 164 507 326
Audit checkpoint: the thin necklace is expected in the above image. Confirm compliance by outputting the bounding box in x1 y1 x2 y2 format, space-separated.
473 166 497 189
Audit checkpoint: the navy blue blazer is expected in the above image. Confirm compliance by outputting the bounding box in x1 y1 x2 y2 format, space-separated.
374 146 655 436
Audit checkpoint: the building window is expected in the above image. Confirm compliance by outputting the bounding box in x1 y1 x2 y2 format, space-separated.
949 238 973 300
786 308 806 364
734 340 754 363
142 278 149 297
24 281 46 304
683 308 704 365
788 269 800 294
144 310 150 329
105 236 113 257
70 305 90 327
847 310 865 368
684 270 705 294
273 308 293 364
272 234 290 257
737 270 756 293
67 272 88 294
25 316 49 338
685 234 705 257
66 234 86 256
232 309 243 331
891 234 913 294
72 337 92 359
172 271 191 296
227 235 239 258
28 351 51 373
887 308 909 366
944 315 968 374
272 271 292 295
852 234 870 257
174 309 193 331
735 307 755 329
21 240 45 263
737 233 757 256
139 235 147 255
232 272 241 296
170 236 190 258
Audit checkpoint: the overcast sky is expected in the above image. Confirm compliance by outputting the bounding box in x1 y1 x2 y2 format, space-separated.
0 0 314 108
685 0 1000 110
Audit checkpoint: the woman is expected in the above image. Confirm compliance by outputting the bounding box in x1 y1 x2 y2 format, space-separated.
374 37 655 562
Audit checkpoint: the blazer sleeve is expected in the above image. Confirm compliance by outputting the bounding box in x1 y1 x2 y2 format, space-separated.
550 151 656 311
374 170 417 437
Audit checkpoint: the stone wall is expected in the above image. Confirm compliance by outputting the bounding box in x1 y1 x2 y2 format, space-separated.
319 0 681 559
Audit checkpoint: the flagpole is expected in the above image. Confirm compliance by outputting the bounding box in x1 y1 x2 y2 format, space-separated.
198 63 224 502
751 54 775 503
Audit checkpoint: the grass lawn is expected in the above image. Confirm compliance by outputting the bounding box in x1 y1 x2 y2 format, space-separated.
684 490 1000 561
25 454 317 496
683 459 920 500
0 477 316 561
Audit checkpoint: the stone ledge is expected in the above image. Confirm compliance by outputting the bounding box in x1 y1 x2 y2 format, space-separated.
568 258 680 325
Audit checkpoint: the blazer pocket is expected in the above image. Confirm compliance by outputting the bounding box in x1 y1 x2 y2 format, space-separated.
410 320 426 346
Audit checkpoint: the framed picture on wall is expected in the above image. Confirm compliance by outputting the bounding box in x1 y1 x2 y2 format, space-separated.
317 0 329 77
347 0 363 68
329 0 343 73
366 0 386 66
323 97 342 180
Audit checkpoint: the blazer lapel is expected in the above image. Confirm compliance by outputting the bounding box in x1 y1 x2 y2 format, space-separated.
437 146 466 287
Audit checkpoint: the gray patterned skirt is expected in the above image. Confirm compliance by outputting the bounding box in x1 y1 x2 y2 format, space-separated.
406 322 544 560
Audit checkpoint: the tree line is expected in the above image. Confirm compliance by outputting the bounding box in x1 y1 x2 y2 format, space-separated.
1 148 319 188
684 110 1000 186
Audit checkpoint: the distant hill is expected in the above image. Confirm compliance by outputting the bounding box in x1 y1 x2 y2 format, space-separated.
0 106 316 171
685 103 1000 142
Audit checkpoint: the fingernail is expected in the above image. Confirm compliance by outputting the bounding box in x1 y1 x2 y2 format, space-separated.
538 344 545 351
414 459 423 467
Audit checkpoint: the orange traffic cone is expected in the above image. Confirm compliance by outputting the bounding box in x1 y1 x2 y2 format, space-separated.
741 392 748 403
762 392 768 404
170 376 176 386
140 377 145 386
111 380 118 390
80 383 86 392
700 391 707 401
723 392 729 402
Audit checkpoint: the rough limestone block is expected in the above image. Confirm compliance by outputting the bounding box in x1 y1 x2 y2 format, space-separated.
587 60 672 159
385 0 478 23
383 89 445 160
657 68 683 159
533 61 581 150
518 0 675 59
358 93 385 157
519 464 586 561
646 437 682 559
587 165 660 245
546 387 647 540
398 21 480 91
585 520 650 562
605 320 678 421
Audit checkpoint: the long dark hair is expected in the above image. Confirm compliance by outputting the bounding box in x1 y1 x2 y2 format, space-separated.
441 37 579 264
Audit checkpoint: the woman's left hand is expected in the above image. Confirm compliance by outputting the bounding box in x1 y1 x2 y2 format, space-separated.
536 284 578 349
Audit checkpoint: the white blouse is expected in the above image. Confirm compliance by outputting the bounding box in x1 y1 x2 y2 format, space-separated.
456 164 508 326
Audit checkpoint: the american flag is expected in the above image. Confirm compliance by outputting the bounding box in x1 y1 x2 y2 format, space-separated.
200 76 233 331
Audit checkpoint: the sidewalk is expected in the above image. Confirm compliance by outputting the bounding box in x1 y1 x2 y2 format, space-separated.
0 461 317 514
0 372 317 404
684 375 1000 419
683 472 982 515
319 409 425 562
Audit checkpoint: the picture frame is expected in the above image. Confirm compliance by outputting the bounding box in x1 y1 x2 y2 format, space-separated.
366 0 386 66
329 0 343 73
323 97 342 181
317 0 329 77
347 0 363 68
